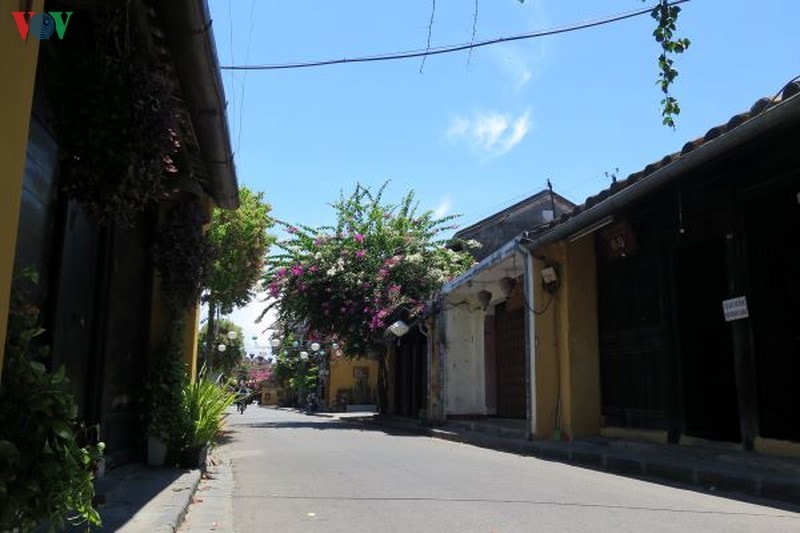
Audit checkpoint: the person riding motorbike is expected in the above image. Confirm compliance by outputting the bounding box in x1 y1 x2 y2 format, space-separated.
236 381 250 414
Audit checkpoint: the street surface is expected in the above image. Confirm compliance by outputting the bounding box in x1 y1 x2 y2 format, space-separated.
180 407 800 532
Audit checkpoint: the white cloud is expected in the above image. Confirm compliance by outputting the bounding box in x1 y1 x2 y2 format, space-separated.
446 117 470 138
433 195 452 219
446 110 531 157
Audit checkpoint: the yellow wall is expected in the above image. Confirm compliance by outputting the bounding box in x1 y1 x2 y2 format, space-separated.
532 243 565 438
326 356 379 407
601 427 668 444
182 303 200 379
0 2 45 376
754 437 800 458
564 237 601 437
261 386 281 406
532 238 601 440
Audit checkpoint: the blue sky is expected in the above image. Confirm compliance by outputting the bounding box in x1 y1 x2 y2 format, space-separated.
208 0 800 350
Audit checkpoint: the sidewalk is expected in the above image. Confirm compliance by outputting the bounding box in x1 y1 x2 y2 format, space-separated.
64 463 201 532
347 414 800 511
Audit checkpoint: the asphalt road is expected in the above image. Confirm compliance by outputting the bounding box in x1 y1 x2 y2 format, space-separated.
180 406 800 532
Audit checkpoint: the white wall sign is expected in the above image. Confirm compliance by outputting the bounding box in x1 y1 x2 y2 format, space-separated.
722 296 749 322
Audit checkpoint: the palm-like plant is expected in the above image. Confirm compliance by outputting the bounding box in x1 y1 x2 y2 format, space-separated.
181 377 237 449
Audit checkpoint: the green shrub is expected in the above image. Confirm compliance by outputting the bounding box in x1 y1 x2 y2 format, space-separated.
145 320 191 458
0 271 103 531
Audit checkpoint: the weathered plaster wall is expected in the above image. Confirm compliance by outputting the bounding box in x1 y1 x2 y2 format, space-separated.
0 2 45 375
532 239 601 439
429 312 446 422
444 301 487 415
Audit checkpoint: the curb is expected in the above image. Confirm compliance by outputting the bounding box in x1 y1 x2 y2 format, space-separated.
166 469 202 532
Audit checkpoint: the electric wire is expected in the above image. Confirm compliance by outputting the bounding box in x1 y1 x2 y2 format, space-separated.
227 0 236 157
220 1 690 71
467 0 479 67
420 0 436 73
236 0 257 157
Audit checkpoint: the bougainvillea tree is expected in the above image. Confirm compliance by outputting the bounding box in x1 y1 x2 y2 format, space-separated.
264 183 478 410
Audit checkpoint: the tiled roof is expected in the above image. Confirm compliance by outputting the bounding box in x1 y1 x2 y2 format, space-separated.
535 80 800 233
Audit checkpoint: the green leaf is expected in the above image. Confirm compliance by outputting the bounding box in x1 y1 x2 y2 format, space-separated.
50 420 73 440
0 440 20 461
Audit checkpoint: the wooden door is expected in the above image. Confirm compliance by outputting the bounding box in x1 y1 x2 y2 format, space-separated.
494 302 526 418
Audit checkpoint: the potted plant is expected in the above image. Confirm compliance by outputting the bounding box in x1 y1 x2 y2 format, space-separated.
178 375 237 468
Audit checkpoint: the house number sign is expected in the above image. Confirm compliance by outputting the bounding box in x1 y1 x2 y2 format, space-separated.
722 296 749 322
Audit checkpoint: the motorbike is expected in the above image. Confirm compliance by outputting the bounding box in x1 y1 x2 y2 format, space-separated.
304 392 320 415
236 390 250 414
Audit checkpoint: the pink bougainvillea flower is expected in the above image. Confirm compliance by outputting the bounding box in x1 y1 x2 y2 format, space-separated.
291 265 304 276
384 255 403 268
309 265 318 273
276 267 287 278
353 233 364 243
287 226 298 234
355 249 366 259
267 282 280 298
377 268 389 279
369 315 386 331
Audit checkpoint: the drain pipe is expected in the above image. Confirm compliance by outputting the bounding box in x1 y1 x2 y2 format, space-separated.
517 240 537 440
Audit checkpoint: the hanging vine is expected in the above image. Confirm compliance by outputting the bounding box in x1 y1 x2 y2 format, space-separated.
152 200 216 313
51 7 183 226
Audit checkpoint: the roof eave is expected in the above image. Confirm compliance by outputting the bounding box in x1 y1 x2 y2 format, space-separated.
156 0 239 210
522 92 800 252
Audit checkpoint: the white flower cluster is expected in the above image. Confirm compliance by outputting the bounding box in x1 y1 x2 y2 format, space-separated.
326 257 346 276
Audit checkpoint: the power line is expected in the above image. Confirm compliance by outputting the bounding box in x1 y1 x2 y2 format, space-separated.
236 0 257 156
420 0 436 73
220 0 689 72
227 0 236 156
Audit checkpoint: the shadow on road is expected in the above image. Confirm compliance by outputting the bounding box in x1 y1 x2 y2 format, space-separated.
241 418 425 437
